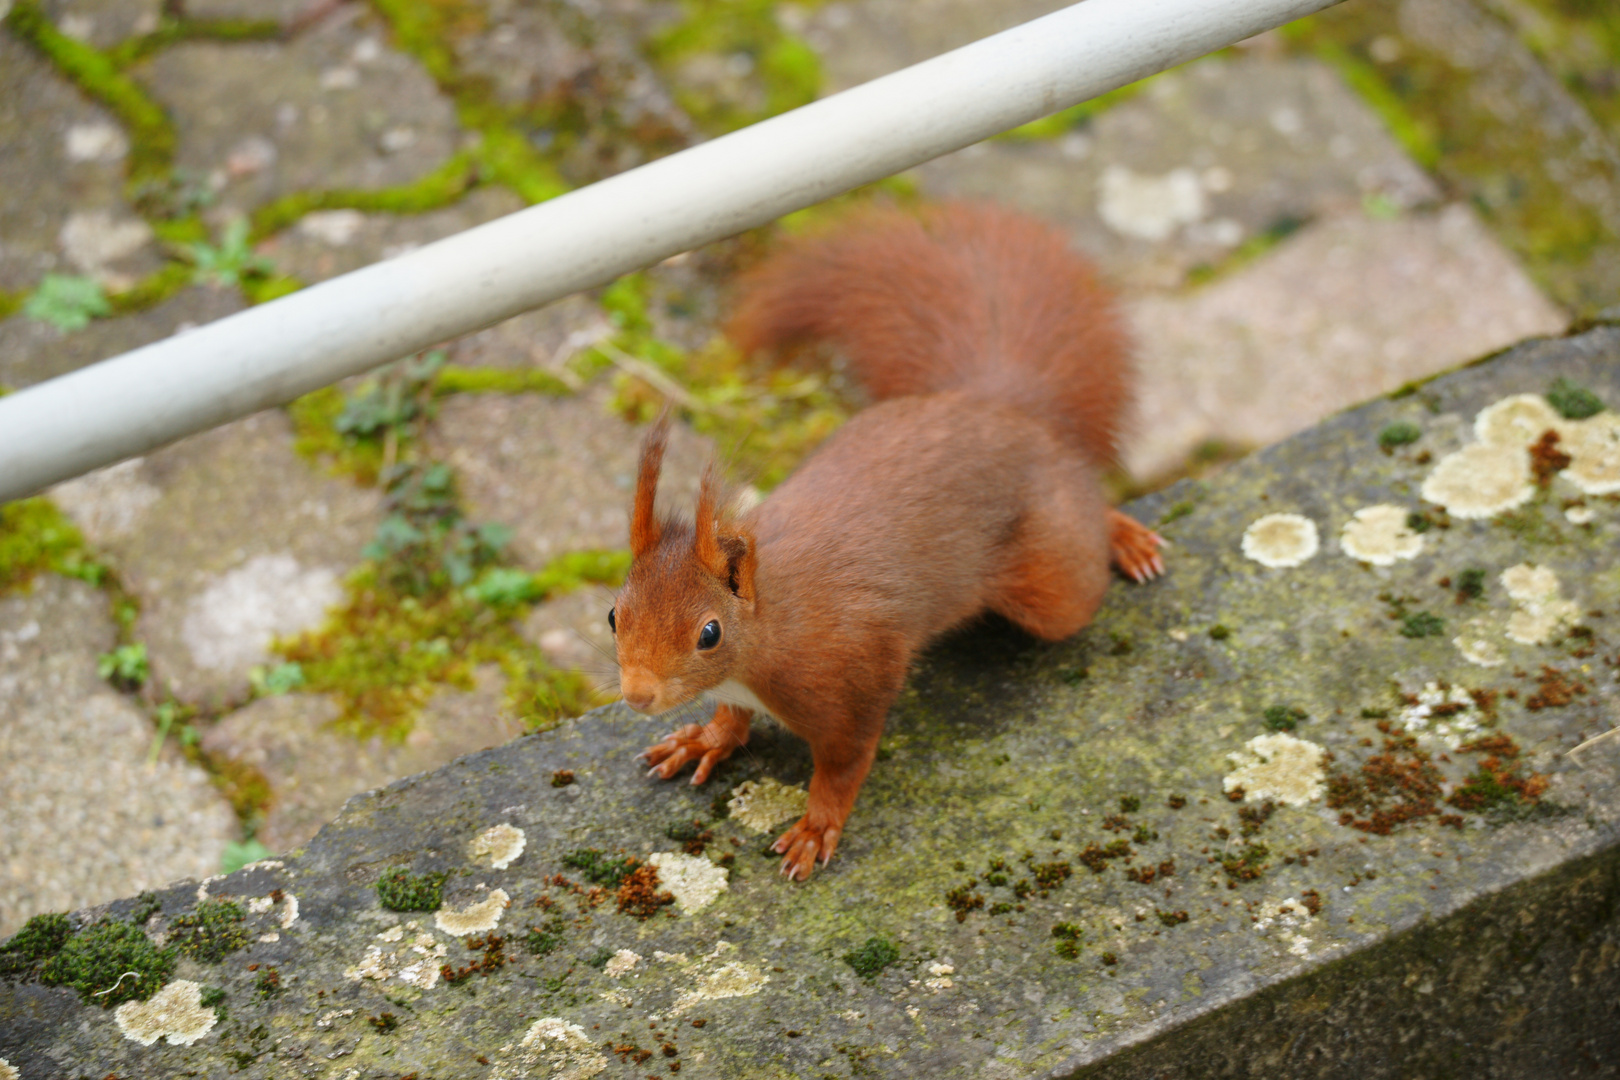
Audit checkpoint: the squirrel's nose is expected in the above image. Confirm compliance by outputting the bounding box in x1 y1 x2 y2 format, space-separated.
619 669 659 713
623 689 655 712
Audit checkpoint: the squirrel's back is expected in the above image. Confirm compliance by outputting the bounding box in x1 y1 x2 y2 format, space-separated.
727 202 1132 467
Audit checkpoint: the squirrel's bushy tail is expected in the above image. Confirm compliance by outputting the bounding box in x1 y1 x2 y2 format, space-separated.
726 202 1132 466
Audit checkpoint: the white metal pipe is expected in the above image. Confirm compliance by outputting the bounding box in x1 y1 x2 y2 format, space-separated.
0 0 1344 501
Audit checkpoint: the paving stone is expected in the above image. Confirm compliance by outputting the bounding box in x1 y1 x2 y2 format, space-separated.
261 185 524 286
50 409 384 708
0 575 236 939
451 0 692 183
39 0 164 51
522 584 618 677
0 33 160 293
0 284 244 390
444 292 609 371
7 327 1618 1078
199 666 523 854
425 387 712 568
134 8 461 221
912 54 1441 289
184 0 314 23
1124 203 1569 480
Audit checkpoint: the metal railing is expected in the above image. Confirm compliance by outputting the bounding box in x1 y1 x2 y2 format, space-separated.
0 0 1345 502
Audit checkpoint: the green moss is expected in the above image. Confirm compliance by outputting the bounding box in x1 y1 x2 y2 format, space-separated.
1208 624 1232 641
1263 704 1307 732
97 642 150 691
248 153 481 240
1546 376 1605 419
1185 214 1308 286
434 366 574 398
0 289 23 321
0 497 105 596
6 1 175 190
1378 421 1423 451
1488 0 1620 136
560 849 638 887
525 917 567 956
168 899 249 963
643 0 822 135
1456 568 1487 601
40 920 175 1007
0 912 74 978
1290 33 1441 169
105 16 281 67
1495 505 1566 546
106 262 192 316
1399 611 1446 638
376 868 449 911
842 936 900 979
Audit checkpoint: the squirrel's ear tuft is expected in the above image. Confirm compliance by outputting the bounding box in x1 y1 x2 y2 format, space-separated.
693 465 756 602
630 414 670 557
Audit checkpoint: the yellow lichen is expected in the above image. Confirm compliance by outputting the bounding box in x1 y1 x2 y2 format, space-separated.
113 979 218 1047
1474 393 1564 447
1501 563 1580 645
1420 443 1533 518
1240 513 1319 569
647 851 729 913
472 823 526 870
435 889 509 935
727 778 808 833
1223 733 1327 806
1339 504 1423 565
1562 412 1620 495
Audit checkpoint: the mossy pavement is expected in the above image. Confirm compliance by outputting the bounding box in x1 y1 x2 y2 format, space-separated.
0 0 1615 1013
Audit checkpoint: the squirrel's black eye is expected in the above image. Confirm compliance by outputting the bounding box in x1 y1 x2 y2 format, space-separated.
607 607 616 633
697 620 721 650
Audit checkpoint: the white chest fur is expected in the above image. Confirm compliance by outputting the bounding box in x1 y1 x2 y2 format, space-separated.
711 678 773 717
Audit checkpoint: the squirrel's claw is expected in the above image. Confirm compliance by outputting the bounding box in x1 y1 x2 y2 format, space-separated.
772 816 841 881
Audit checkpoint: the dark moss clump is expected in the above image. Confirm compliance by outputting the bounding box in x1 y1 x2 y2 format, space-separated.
843 936 900 979
40 920 174 1007
0 911 74 977
562 848 640 887
1378 421 1423 451
1118 795 1141 813
551 769 576 787
1220 842 1270 884
1263 704 1306 732
1207 624 1231 641
376 869 450 912
1327 725 1444 834
665 818 714 855
1455 568 1486 602
1547 377 1605 420
616 864 675 920
1399 611 1446 638
168 899 249 962
1155 909 1190 927
1052 922 1083 959
1077 840 1131 874
586 945 616 970
1450 735 1549 818
945 881 985 921
525 917 567 956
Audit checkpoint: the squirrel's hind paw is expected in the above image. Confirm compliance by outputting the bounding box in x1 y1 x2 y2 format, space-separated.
1108 510 1166 583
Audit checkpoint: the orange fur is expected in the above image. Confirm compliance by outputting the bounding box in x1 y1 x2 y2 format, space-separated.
615 203 1162 880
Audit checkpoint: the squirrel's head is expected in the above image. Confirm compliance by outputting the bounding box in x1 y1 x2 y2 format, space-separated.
611 419 757 716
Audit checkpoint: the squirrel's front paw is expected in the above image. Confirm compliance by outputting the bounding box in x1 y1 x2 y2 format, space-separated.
772 816 841 881
638 723 735 785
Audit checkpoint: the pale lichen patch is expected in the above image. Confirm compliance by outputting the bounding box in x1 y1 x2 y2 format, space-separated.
603 949 641 978
1501 564 1580 645
647 852 729 913
1223 734 1327 806
493 1017 608 1080
1454 617 1506 668
436 889 509 935
1339 504 1423 565
1566 505 1596 525
0 1057 18 1080
1253 897 1316 958
1240 514 1319 568
672 961 770 1015
727 778 808 833
1474 394 1564 448
1562 412 1620 495
346 924 447 987
114 980 218 1047
1399 682 1483 749
1421 443 1533 518
472 823 527 870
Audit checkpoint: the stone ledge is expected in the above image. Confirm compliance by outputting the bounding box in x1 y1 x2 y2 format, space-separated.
2 326 1617 1077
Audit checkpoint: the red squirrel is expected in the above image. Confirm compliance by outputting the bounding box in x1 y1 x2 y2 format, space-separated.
610 202 1163 881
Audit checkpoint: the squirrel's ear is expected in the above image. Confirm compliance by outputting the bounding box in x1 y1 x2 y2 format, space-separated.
694 465 757 602
630 415 669 557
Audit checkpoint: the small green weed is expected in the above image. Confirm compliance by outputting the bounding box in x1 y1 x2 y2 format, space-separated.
220 838 273 874
97 643 149 691
842 936 900 979
183 218 273 288
23 274 110 331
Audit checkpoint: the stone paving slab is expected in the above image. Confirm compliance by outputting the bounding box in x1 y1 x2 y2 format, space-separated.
200 666 524 854
0 283 244 390
50 409 383 708
38 0 162 51
136 8 460 221
425 386 712 569
0 32 157 293
0 574 236 939
1125 203 1569 480
4 326 1616 1077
